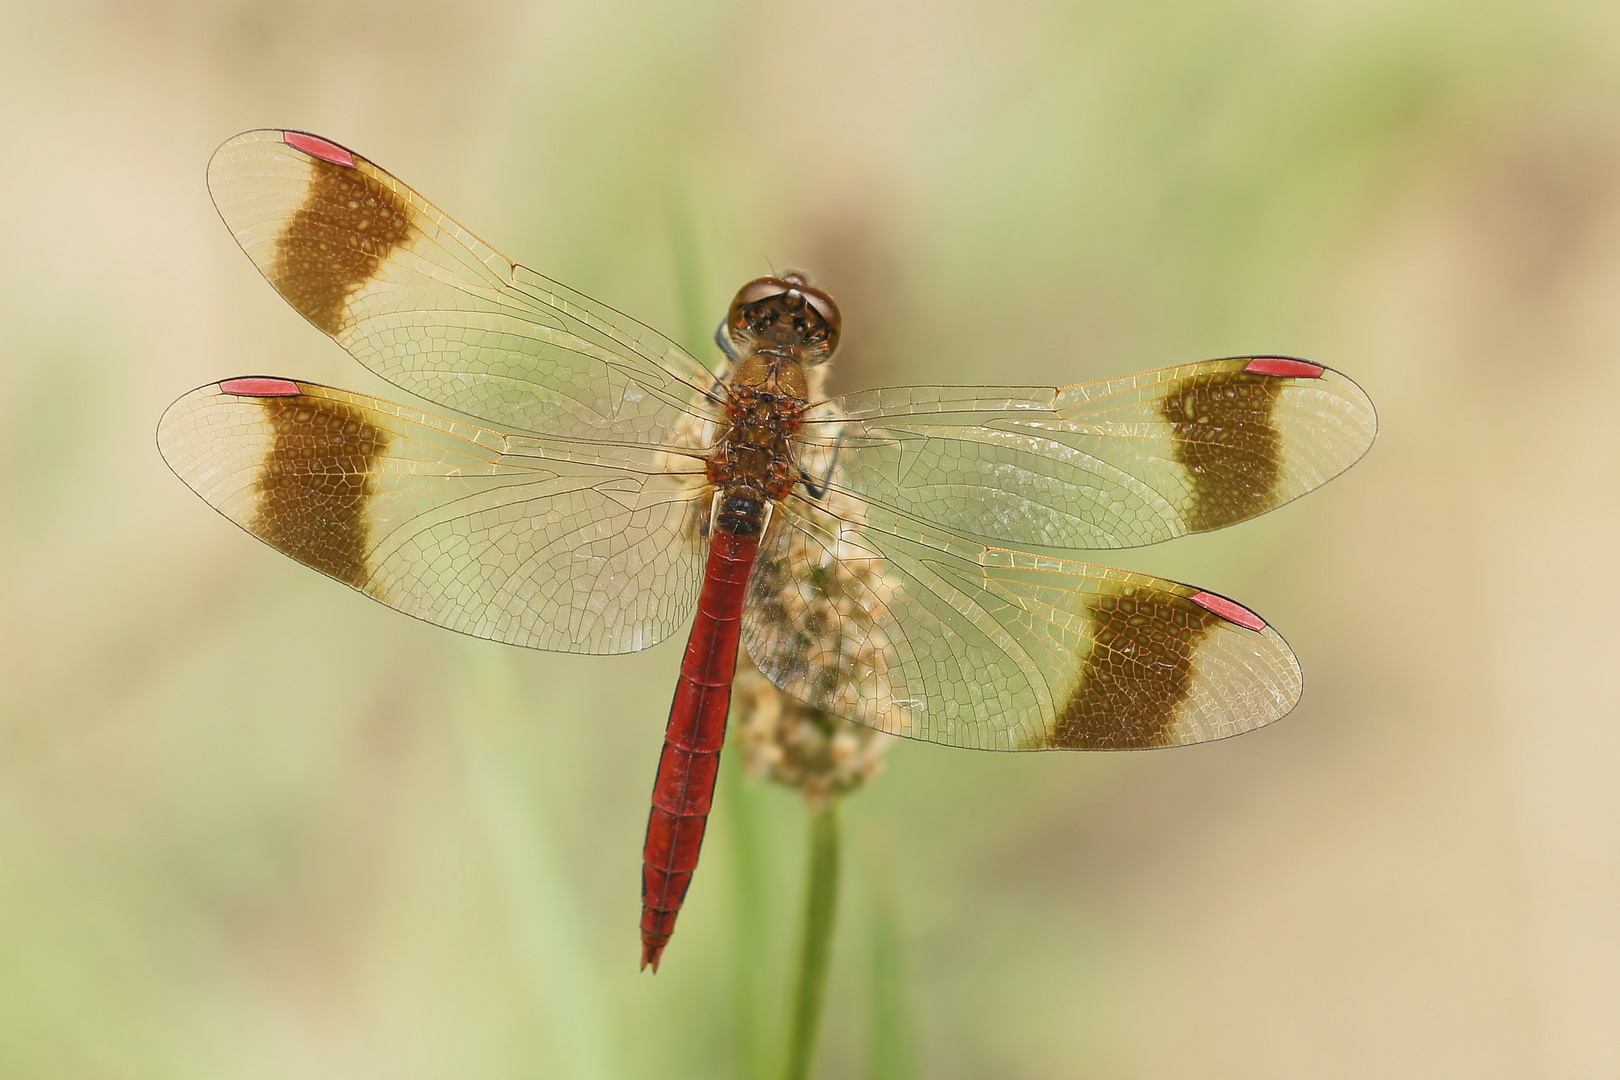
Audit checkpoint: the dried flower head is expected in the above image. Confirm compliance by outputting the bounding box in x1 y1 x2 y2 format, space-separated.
729 409 901 805
732 653 891 809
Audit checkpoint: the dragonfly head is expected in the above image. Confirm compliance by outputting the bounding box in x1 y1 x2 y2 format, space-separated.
721 273 842 365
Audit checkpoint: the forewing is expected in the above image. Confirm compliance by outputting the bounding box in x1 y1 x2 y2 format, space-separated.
816 357 1375 550
742 495 1300 751
158 378 708 654
206 129 717 442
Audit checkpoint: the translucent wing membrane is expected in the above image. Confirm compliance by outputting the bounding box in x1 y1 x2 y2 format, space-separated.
206 129 717 442
179 128 1366 752
743 494 1301 751
815 357 1375 551
158 380 708 654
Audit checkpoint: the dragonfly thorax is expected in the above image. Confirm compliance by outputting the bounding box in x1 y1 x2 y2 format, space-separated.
706 357 811 534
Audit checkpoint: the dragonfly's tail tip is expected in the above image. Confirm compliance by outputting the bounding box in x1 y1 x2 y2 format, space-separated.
640 944 664 973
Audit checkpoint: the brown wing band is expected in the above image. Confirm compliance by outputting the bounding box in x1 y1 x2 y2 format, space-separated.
1162 369 1287 532
268 153 414 336
250 393 387 588
1048 588 1219 749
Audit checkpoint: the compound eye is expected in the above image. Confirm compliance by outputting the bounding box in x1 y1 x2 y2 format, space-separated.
728 277 793 323
799 286 842 342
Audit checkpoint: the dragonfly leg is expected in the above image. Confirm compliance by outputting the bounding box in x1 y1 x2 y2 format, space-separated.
705 489 725 538
701 371 729 408
798 427 845 501
713 320 742 364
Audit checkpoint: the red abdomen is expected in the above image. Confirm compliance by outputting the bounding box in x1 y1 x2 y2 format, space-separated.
640 527 760 971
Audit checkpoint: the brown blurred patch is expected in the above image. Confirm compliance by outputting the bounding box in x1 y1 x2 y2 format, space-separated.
1467 108 1620 301
790 187 909 395
1440 103 1620 384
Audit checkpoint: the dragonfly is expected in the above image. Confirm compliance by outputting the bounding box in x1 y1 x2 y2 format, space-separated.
158 129 1377 972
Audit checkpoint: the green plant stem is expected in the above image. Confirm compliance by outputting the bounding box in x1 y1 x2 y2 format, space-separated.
784 800 842 1080
665 176 711 359
867 842 911 1080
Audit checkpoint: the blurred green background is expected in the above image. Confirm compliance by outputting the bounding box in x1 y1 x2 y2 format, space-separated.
3 0 1618 1076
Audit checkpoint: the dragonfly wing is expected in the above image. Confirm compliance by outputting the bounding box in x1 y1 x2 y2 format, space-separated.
817 357 1375 550
158 378 708 654
207 129 717 442
743 495 1300 751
